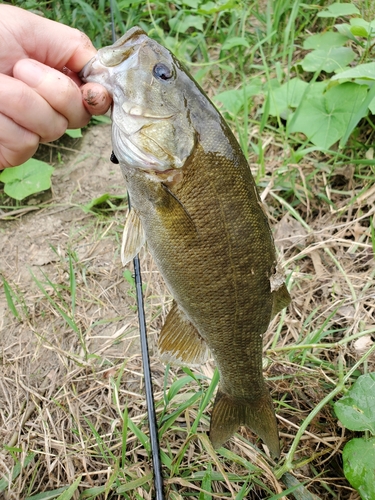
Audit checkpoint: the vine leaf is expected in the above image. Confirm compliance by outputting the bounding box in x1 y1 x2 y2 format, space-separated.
0 159 54 201
343 438 375 500
334 373 375 434
288 83 368 149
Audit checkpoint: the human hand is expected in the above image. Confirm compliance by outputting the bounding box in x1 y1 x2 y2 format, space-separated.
0 5 112 169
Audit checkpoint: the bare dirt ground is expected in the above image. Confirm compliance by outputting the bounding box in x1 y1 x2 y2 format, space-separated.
1 124 375 499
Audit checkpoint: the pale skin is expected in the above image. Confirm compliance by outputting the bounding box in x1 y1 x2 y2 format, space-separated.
0 5 112 169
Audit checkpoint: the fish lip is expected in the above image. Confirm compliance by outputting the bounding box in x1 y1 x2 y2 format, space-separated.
112 26 146 46
79 56 112 92
79 56 96 83
121 100 175 120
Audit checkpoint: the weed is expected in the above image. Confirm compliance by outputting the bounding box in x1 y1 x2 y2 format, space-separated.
334 373 375 500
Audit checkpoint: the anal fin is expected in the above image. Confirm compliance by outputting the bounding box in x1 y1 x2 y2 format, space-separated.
121 209 146 265
158 301 209 366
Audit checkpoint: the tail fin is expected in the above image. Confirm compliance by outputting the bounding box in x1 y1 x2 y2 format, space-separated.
209 386 280 457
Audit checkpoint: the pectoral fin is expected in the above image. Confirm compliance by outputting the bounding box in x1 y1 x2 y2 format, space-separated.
158 301 209 366
157 184 198 239
271 283 291 319
121 209 146 265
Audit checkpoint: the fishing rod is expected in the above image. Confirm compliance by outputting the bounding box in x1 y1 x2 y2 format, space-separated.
109 2 165 498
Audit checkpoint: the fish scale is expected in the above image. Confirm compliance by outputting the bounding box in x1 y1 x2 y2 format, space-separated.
80 26 291 457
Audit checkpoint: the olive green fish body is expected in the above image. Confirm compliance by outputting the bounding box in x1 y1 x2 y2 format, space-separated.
80 28 290 456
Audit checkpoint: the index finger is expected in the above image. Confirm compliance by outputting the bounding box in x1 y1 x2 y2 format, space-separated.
2 5 97 72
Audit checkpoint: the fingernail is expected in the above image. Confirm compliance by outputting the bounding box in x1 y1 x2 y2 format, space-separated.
14 59 47 88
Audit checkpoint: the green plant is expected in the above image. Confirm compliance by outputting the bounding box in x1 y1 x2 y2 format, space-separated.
0 159 54 201
0 452 35 494
264 2 375 150
334 373 375 500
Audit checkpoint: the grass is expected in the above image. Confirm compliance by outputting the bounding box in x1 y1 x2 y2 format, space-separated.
1 0 375 498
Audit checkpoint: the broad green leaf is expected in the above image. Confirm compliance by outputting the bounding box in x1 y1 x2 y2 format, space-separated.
301 47 356 73
91 114 111 124
335 23 361 42
343 438 375 500
289 83 368 149
350 25 370 37
334 373 375 433
169 14 205 33
179 0 200 7
221 36 250 51
369 96 375 114
340 81 375 146
213 80 262 115
303 32 348 50
64 128 82 138
350 18 375 38
198 0 236 14
267 78 308 119
318 3 360 18
0 159 54 200
332 62 375 81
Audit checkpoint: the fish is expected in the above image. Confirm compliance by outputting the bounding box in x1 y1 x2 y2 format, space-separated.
80 27 291 458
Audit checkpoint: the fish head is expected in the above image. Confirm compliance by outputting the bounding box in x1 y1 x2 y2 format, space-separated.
81 27 196 179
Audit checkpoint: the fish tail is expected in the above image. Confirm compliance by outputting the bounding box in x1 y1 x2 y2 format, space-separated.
209 386 280 457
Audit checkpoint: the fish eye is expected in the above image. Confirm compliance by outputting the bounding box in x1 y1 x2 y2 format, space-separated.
153 62 174 81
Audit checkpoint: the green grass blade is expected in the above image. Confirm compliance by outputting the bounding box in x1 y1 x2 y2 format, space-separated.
116 472 153 494
0 453 35 492
56 476 82 500
25 487 70 500
1 276 20 319
190 368 220 434
68 251 76 316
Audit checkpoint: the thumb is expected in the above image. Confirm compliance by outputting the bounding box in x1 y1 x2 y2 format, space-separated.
81 83 112 116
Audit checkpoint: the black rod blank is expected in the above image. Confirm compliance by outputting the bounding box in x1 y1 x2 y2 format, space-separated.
133 250 165 500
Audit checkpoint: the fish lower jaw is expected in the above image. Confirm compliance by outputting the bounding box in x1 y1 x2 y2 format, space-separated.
122 101 174 120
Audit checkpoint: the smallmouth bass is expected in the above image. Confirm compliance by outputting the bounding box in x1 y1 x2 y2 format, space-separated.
81 27 290 457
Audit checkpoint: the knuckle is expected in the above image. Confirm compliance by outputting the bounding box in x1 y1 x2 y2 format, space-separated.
41 117 68 143
22 130 40 152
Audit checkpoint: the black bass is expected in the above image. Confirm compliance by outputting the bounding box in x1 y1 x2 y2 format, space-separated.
81 27 290 457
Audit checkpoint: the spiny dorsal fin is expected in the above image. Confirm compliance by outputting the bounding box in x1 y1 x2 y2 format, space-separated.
271 283 291 319
158 301 209 366
121 209 146 265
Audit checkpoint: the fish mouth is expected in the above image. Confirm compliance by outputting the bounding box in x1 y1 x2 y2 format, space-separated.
79 27 148 87
121 101 174 120
111 26 146 48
